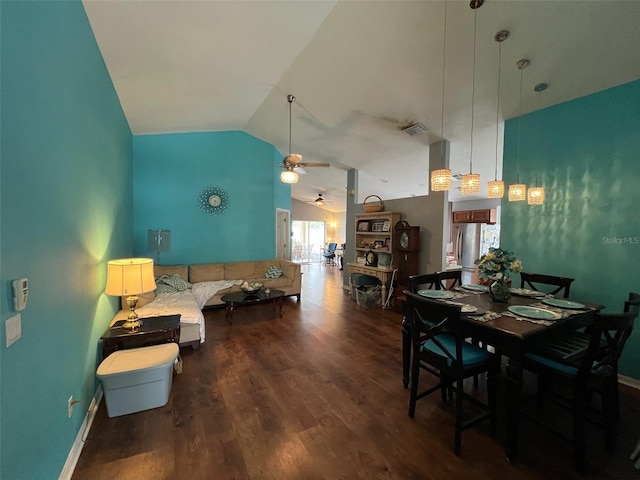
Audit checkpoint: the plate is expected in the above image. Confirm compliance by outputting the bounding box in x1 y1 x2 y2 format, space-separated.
542 298 586 309
447 301 478 313
508 305 561 320
461 284 488 293
510 287 546 297
418 289 453 299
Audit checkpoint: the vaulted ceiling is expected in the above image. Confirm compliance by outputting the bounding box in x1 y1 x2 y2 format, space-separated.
83 0 640 213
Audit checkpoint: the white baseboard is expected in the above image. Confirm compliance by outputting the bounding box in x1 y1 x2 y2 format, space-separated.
619 374 640 391
58 385 103 480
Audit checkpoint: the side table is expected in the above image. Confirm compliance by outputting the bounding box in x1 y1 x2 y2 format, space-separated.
101 314 181 358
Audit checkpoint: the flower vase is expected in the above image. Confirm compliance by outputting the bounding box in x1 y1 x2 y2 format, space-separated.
489 278 512 303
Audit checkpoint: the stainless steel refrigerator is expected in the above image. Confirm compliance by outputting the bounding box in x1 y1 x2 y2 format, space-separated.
452 223 500 285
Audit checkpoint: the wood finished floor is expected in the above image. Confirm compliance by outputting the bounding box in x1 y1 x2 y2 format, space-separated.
73 264 640 480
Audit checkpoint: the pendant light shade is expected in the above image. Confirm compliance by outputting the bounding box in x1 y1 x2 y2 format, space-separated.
462 0 482 196
280 94 301 185
508 183 527 201
431 1 451 193
487 180 505 198
527 186 545 205
461 173 481 195
431 169 451 191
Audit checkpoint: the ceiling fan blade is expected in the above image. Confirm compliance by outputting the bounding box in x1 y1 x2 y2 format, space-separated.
299 162 330 168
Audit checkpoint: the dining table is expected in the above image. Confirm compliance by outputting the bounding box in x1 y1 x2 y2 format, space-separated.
401 285 603 463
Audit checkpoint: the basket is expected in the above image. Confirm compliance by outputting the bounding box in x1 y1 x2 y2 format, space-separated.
363 195 384 213
355 285 382 308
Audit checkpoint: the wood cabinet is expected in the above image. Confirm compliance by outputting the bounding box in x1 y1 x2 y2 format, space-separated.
349 211 401 308
452 208 497 224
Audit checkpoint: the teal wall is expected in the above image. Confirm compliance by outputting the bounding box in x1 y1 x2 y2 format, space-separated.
501 79 640 379
132 131 291 264
0 2 133 478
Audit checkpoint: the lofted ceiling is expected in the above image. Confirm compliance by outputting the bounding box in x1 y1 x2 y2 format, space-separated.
83 0 640 213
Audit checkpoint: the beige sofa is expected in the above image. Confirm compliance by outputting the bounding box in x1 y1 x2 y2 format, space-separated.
189 259 301 307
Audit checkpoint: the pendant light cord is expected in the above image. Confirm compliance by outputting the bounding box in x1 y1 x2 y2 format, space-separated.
494 40 502 181
288 97 292 155
439 0 447 167
516 65 523 183
469 6 478 174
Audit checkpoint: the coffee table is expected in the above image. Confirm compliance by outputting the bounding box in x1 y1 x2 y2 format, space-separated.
220 289 285 323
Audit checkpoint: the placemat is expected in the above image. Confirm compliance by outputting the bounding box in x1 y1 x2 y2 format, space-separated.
502 310 554 326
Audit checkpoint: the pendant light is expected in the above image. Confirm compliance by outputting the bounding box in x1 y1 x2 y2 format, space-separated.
508 58 529 201
487 30 509 199
461 0 483 195
280 94 300 184
430 0 451 192
527 82 547 205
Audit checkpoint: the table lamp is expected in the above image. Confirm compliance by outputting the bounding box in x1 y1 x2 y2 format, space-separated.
105 258 156 329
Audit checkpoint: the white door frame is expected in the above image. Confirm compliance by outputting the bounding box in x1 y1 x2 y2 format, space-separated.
276 208 291 260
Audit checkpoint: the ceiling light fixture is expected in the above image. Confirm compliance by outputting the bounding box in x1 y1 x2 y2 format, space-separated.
431 0 451 192
508 58 529 201
487 30 509 199
527 82 548 205
280 94 301 184
461 0 483 196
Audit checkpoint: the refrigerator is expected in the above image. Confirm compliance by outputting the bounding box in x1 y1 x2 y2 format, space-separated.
452 223 500 285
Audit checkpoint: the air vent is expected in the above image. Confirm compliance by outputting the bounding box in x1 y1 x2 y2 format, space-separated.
402 123 427 136
452 173 464 180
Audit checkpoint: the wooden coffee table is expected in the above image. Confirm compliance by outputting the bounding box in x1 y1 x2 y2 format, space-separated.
220 289 285 323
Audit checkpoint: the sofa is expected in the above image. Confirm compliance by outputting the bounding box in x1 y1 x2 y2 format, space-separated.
189 259 301 307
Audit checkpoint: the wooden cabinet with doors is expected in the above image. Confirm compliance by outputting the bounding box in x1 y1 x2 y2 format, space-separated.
452 209 497 224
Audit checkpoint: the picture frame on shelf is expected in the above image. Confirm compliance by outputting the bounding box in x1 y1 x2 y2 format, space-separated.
382 220 391 232
371 221 385 232
384 238 391 248
357 221 370 232
373 240 384 249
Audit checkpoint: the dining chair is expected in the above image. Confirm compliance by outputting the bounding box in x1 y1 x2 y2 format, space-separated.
408 273 440 293
404 291 498 455
436 270 462 290
519 272 575 298
522 309 637 472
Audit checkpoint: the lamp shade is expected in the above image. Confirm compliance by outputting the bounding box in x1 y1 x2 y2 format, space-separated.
105 258 156 296
487 180 505 198
280 169 298 184
527 186 545 205
461 173 481 195
431 168 451 191
508 183 527 202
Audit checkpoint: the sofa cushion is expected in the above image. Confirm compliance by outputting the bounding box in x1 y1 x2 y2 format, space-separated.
225 261 256 280
263 264 283 279
189 263 224 283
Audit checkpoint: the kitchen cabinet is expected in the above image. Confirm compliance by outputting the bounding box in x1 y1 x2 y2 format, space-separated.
452 209 497 224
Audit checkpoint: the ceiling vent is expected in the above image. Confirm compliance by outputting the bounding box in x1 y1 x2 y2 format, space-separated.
402 123 427 136
452 173 464 180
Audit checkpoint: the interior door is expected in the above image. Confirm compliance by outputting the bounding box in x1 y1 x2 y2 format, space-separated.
276 209 290 260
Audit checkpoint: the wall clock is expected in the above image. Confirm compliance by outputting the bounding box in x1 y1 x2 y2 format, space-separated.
199 186 229 215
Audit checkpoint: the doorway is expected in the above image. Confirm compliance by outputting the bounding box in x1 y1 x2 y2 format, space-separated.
291 220 325 263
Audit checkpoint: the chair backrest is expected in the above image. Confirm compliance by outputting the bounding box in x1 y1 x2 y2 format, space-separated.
328 243 337 252
437 270 462 290
625 292 640 315
408 273 439 293
520 272 574 298
404 290 464 370
583 310 638 381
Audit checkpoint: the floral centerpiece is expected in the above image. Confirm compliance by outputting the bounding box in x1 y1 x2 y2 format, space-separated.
474 247 522 302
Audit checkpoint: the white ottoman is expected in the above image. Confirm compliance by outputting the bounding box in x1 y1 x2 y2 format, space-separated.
97 343 179 418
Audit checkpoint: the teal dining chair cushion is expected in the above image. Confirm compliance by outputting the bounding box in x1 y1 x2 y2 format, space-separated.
420 334 491 366
525 352 578 376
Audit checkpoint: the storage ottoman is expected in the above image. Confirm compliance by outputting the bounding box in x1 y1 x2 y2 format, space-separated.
97 343 179 417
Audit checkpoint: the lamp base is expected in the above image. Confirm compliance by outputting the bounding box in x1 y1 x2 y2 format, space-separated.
121 318 142 330
125 295 144 329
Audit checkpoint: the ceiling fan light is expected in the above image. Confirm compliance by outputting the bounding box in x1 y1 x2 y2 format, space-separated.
508 183 527 201
527 186 545 205
430 169 451 192
461 173 480 195
280 170 298 184
487 180 504 198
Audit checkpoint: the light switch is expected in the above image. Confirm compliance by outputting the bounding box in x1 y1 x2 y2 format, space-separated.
6 314 21 347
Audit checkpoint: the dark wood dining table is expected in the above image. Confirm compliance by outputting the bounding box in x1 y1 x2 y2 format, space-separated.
401 288 602 463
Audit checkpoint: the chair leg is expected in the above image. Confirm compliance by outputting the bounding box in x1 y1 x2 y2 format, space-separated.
408 353 420 418
401 318 410 389
602 377 618 452
573 388 587 473
487 364 498 436
454 379 464 455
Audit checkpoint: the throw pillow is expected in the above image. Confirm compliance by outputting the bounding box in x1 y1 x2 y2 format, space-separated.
155 283 178 295
263 265 283 279
156 274 192 291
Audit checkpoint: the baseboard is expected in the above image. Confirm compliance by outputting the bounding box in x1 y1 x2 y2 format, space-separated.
58 385 103 480
619 374 640 391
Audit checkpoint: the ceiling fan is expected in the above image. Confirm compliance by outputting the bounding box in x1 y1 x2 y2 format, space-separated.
304 193 328 206
280 94 330 184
